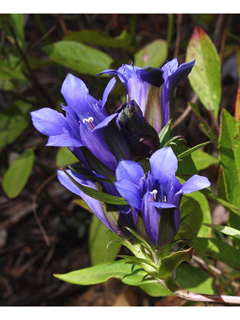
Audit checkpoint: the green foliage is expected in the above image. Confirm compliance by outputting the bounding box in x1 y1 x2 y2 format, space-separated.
89 215 122 265
42 40 114 76
186 26 221 119
134 39 168 68
2 149 35 198
63 29 132 49
0 100 32 148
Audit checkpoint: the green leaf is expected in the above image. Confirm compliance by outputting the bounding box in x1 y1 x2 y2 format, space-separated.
186 26 221 119
191 150 219 171
177 141 212 159
134 39 168 68
233 117 240 184
176 262 215 295
42 40 114 76
63 29 132 49
61 168 128 205
171 139 198 178
0 100 32 148
158 247 194 280
0 60 26 80
188 102 218 144
193 237 240 270
2 149 34 198
218 109 240 245
56 147 79 168
203 223 240 241
141 262 215 296
158 119 172 148
10 14 25 49
54 259 153 286
201 187 240 216
176 191 212 240
89 215 122 266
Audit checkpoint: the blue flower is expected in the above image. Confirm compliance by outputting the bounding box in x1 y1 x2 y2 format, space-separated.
57 169 132 238
114 146 210 247
99 59 195 134
31 73 131 176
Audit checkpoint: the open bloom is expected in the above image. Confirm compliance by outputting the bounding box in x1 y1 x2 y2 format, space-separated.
31 73 131 177
114 146 210 247
99 59 195 134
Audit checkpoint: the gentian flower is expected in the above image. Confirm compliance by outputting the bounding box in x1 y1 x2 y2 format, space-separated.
57 169 132 238
99 59 195 134
114 146 210 247
31 73 131 178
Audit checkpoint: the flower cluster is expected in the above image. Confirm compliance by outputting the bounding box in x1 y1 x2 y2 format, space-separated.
31 58 210 248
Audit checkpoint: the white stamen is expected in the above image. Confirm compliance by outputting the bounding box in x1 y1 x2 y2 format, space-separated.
83 117 94 124
164 196 167 203
83 117 94 129
150 189 158 201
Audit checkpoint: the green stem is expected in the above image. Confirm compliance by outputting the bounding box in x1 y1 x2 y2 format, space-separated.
167 14 174 47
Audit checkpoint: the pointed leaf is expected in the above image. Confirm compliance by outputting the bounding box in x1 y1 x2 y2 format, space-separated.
203 223 240 241
177 141 212 159
218 109 240 242
61 168 128 205
186 26 221 119
54 259 151 286
158 247 194 280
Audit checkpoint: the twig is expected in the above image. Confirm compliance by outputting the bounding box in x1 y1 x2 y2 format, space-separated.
10 27 56 108
157 277 240 305
32 173 57 246
173 14 182 58
171 94 198 129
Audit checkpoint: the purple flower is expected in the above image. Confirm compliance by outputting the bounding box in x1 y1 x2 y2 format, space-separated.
114 146 210 247
31 73 131 177
99 59 195 134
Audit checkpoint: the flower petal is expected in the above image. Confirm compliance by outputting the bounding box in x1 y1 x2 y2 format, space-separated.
152 202 176 209
101 77 116 108
179 174 211 195
136 67 164 87
46 134 84 147
116 160 144 185
114 179 142 210
57 169 114 231
149 147 178 183
31 108 66 136
61 73 97 121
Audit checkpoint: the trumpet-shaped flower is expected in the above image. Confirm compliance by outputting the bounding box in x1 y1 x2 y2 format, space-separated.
31 73 131 177
99 59 195 133
114 146 210 247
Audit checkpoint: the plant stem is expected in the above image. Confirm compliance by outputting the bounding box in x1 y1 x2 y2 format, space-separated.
157 277 240 305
